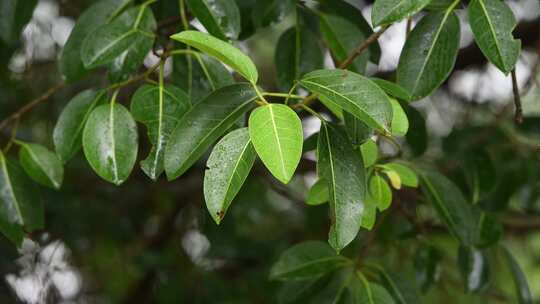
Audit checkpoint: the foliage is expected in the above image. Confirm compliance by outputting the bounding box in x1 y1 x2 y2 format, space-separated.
0 0 537 303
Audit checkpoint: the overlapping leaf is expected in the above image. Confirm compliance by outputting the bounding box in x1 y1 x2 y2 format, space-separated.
186 0 241 40
18 142 64 190
371 0 431 27
204 128 256 224
164 84 257 180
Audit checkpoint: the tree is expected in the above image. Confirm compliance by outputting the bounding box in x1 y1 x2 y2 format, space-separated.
0 0 538 303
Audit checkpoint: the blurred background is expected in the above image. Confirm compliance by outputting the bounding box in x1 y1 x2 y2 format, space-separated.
0 0 540 303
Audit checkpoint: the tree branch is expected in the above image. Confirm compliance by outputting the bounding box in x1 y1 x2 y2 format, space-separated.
511 69 523 124
338 25 389 69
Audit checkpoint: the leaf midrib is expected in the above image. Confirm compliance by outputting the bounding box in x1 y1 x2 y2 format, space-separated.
322 124 339 247
222 138 252 213
477 0 506 70
268 105 288 179
274 256 348 278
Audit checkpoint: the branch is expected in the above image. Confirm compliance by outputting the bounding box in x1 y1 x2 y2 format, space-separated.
511 69 523 124
0 81 65 132
338 25 389 69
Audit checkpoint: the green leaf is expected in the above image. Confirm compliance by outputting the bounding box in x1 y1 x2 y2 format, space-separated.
81 5 156 69
380 163 418 188
204 128 256 224
343 112 373 146
170 30 258 83
303 132 318 153
235 0 257 40
186 0 241 40
319 13 369 74
53 89 107 163
458 245 489 293
131 84 191 180
476 212 502 248
468 0 521 74
371 0 431 27
275 26 323 91
60 0 131 81
252 0 294 28
164 83 257 180
371 78 411 101
382 169 401 190
270 241 350 281
248 104 303 184
404 104 427 156
463 149 496 203
426 0 455 11
318 0 381 64
369 174 392 211
0 151 43 245
374 266 421 304
108 26 154 83
300 69 393 132
501 246 533 304
360 139 378 168
18 142 64 190
397 10 460 100
353 272 396 304
419 170 479 245
172 53 235 104
414 245 441 293
318 124 366 252
82 102 139 185
0 0 37 44
390 99 409 137
277 278 321 304
361 195 377 230
306 179 329 206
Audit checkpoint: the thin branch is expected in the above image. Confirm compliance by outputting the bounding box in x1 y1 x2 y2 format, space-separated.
338 25 389 69
0 81 65 132
511 69 523 124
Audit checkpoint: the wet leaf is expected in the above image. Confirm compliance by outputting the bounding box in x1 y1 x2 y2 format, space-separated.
371 0 431 27
18 142 64 190
186 0 241 40
306 179 329 206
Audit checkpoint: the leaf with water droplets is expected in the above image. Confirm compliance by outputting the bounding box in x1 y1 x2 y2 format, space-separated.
300 69 393 132
469 0 521 74
131 84 190 180
0 151 43 246
18 142 64 190
186 0 241 40
53 89 107 163
82 102 138 185
249 104 303 184
170 30 258 83
165 84 257 180
204 128 256 224
371 0 431 27
318 123 366 252
306 179 329 206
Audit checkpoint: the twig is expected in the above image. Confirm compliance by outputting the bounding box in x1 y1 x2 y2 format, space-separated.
511 69 523 124
338 25 389 69
406 18 412 36
0 81 65 132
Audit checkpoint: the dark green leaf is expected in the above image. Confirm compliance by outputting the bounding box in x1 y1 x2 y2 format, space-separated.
306 179 329 206
0 152 43 245
235 0 256 40
318 123 366 252
269 241 350 280
82 102 139 185
374 266 421 304
403 104 427 156
369 174 392 211
300 69 393 132
164 84 257 180
60 0 131 81
204 128 256 224
426 0 455 11
319 13 368 74
277 278 321 304
419 170 479 245
131 84 191 180
170 30 258 83
458 245 489 293
53 89 107 163
371 78 411 101
108 28 154 82
414 245 441 293
18 142 64 190
249 104 303 184
343 112 373 146
371 0 431 27
81 5 156 69
172 53 235 104
186 0 241 40
463 149 496 203
0 0 37 44
475 212 502 248
252 0 294 28
318 0 381 64
468 0 521 74
275 26 323 91
303 132 318 153
397 10 460 100
501 246 533 304
352 272 396 304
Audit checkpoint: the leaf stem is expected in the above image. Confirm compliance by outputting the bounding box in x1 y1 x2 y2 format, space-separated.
511 69 523 124
252 83 269 105
298 104 325 122
262 92 304 100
